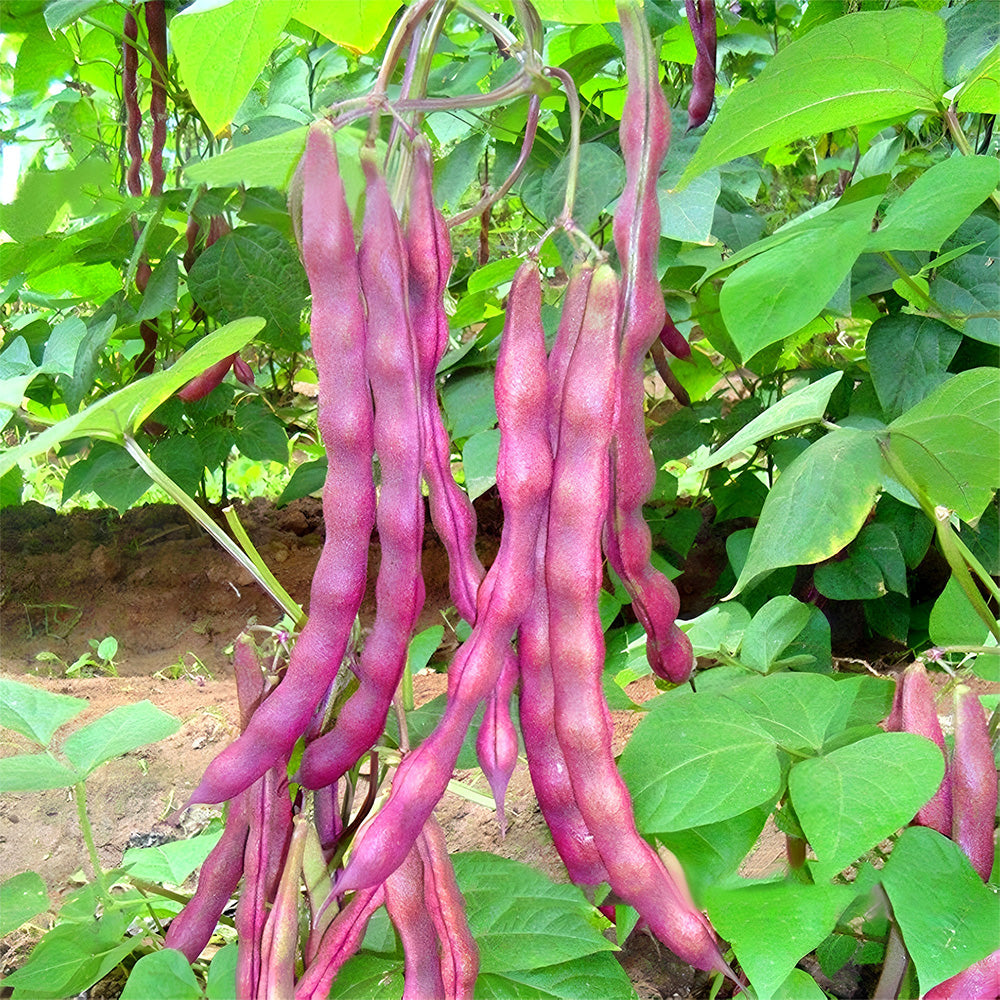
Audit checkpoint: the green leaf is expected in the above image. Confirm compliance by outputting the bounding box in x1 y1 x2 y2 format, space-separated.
188 226 306 351
738 596 813 673
451 853 616 973
137 257 179 322
60 701 180 777
293 0 398 52
119 949 203 1000
186 126 306 190
0 678 87 745
719 195 878 359
206 943 239 1000
724 672 845 754
44 0 104 31
0 318 264 477
729 429 882 598
830 675 895 731
681 9 945 183
532 0 617 22
462 429 500 501
122 831 224 886
42 317 86 376
930 213 1000 346
706 882 856 1000
63 316 117 414
681 603 751 658
407 626 444 674
656 803 773 905
233 398 289 464
773 968 832 1000
887 367 1000 522
789 731 945 881
0 753 81 792
467 258 524 295
544 143 625 232
441 368 498 440
814 523 908 601
929 576 990 648
0 872 49 936
327 953 403 999
692 372 843 472
277 457 327 504
149 435 206 498
867 315 962 421
170 0 296 134
620 693 784 832
881 827 999 994
868 155 999 252
477 954 637 999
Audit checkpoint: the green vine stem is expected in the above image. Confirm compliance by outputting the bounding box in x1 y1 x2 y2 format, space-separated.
74 781 109 896
123 434 301 623
945 103 1000 212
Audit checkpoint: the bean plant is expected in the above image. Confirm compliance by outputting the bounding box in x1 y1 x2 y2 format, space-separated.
0 1 998 999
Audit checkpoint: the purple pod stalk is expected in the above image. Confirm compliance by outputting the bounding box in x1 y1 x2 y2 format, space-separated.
951 686 997 882
385 844 446 1000
546 263 731 978
417 819 478 1000
296 148 426 790
476 649 519 833
294 885 385 1000
188 123 374 806
336 261 553 893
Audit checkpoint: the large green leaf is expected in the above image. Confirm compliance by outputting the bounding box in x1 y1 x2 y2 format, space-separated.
292 0 398 52
620 693 784 832
477 955 637 999
170 0 296 134
729 428 882 598
119 950 203 1000
887 367 1000 522
0 753 81 792
451 853 616 973
706 882 856 1000
0 318 263 477
693 372 843 471
789 731 944 881
868 155 999 252
188 226 306 351
881 827 999 994
957 44 1000 114
60 702 180 777
719 194 878 359
122 831 224 886
0 678 87 746
0 871 49 937
682 8 945 183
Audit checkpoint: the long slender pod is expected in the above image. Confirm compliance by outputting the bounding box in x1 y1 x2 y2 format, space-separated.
189 123 374 805
475 648 519 832
294 886 386 1000
951 686 997 882
417 819 478 1000
546 263 731 976
385 845 447 1000
607 1 692 684
297 146 426 790
122 8 143 198
336 260 552 892
145 0 167 195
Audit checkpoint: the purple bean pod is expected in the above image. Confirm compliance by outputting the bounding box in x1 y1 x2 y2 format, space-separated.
608 2 690 684
885 663 952 836
145 0 167 195
385 843 447 1000
257 815 310 1000
297 146 426 790
546 263 731 977
293 885 386 1000
476 648 519 833
235 767 294 998
658 311 691 359
684 0 717 130
335 260 553 892
122 8 143 198
951 686 997 882
924 948 1000 1000
188 123 374 805
417 819 478 1000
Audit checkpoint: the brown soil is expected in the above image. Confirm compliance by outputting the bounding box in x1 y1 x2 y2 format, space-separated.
0 497 886 998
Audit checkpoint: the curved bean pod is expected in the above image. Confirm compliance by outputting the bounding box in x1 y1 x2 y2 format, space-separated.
145 0 167 195
336 260 552 892
122 10 143 198
476 648 519 833
546 263 730 976
189 122 374 805
951 686 997 881
297 146 426 790
417 819 478 1000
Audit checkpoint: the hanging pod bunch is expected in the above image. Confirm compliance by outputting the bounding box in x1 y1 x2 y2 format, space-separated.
167 2 743 994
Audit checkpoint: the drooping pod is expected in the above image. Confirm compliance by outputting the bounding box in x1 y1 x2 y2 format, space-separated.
607 1 690 684
951 686 997 882
297 144 426 790
189 122 374 806
684 0 717 130
335 260 553 893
